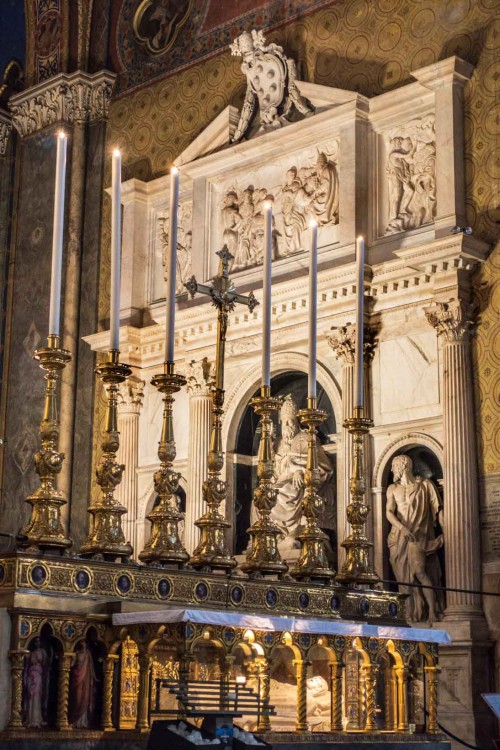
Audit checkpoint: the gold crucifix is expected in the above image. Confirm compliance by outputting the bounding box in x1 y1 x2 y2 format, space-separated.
184 246 258 571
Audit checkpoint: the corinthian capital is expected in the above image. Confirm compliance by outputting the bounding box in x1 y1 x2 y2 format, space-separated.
10 70 116 137
327 323 377 364
425 299 475 342
117 376 145 415
185 357 215 396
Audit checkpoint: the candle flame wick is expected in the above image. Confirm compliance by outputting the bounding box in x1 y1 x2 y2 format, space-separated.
357 234 365 240
171 165 179 175
309 219 318 228
57 130 66 139
263 201 272 210
113 148 121 157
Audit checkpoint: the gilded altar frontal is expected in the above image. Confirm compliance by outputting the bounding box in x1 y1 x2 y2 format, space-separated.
0 2 498 750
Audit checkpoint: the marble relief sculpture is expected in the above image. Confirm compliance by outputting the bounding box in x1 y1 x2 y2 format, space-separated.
222 148 338 272
249 396 335 560
386 454 444 623
385 116 436 235
158 202 192 293
230 29 313 141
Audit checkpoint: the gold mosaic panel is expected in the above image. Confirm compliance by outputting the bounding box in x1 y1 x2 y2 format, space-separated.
94 0 499 491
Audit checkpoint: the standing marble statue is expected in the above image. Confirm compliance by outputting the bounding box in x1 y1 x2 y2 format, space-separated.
250 396 335 559
230 29 313 142
386 454 444 623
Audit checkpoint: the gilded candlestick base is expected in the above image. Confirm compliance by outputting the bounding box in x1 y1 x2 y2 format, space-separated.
80 350 133 561
139 364 189 567
337 411 379 585
290 399 335 583
190 387 236 573
241 388 288 578
19 335 72 552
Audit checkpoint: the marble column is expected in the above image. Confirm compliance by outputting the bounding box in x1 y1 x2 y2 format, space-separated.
327 324 376 565
116 376 145 558
425 299 482 618
184 358 214 554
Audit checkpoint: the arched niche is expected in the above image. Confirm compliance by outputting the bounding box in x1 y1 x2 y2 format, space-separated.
230 369 337 556
373 435 445 623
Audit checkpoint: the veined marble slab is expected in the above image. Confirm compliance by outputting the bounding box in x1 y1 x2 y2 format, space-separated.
113 607 451 644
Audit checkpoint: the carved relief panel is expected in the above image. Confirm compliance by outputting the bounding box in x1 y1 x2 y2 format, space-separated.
214 141 339 275
378 115 436 238
151 201 192 302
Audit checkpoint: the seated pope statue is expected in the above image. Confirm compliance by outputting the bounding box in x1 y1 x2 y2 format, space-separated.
386 454 444 623
250 395 336 560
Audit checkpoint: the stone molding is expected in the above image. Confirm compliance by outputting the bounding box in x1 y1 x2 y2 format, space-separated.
0 109 12 156
117 376 145 415
425 299 475 343
9 70 116 137
327 323 377 364
185 358 215 397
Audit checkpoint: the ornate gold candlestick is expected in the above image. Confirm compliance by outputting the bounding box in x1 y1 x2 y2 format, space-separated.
80 350 133 561
19 334 72 551
241 386 288 578
139 361 189 566
336 406 379 584
290 397 335 582
186 247 258 572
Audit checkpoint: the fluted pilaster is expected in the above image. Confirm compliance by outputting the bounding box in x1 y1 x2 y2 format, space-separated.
426 299 482 618
327 324 376 564
116 377 145 557
185 358 214 554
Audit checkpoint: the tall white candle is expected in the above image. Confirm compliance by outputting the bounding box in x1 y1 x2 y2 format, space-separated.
48 131 67 337
165 166 179 363
110 149 122 351
354 235 365 410
308 220 318 400
262 201 273 388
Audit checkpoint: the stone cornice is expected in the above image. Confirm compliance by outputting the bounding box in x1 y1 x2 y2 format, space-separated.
9 70 116 137
0 108 12 155
412 56 474 91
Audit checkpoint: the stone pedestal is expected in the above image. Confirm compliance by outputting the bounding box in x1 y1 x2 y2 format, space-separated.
116 377 145 557
184 359 214 554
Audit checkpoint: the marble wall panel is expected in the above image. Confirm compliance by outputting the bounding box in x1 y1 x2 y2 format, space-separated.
378 333 439 416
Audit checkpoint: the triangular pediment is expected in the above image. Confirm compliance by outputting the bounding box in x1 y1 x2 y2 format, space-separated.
175 81 359 167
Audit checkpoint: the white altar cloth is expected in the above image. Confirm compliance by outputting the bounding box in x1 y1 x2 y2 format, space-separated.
112 607 451 645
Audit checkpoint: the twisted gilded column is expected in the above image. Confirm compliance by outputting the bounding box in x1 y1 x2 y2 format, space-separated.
293 660 309 732
361 662 379 731
327 324 376 565
257 659 272 732
329 661 343 731
57 652 73 729
184 359 214 554
8 650 28 728
425 665 440 733
116 377 145 558
102 653 119 730
426 299 482 618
